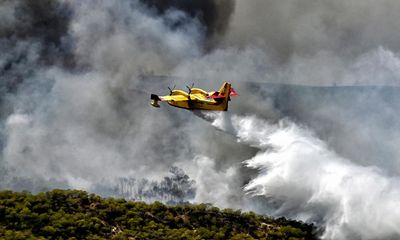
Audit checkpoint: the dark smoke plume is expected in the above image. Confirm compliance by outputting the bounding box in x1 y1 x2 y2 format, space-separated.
1 0 73 68
0 0 74 118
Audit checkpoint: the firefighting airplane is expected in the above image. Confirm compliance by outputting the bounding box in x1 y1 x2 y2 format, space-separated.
150 82 238 111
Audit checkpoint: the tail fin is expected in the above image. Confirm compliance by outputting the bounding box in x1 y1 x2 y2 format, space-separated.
218 82 229 95
218 82 238 97
210 82 237 111
219 82 231 111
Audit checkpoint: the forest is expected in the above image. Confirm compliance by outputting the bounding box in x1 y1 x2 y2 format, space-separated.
0 189 318 239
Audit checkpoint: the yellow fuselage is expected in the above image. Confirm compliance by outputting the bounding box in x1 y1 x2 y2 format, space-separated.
151 82 234 111
166 89 228 111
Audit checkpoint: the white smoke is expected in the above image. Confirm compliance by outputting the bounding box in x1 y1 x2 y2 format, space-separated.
179 156 241 208
224 0 400 63
1 0 203 189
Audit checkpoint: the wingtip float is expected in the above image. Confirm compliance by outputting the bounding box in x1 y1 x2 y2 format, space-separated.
150 82 238 111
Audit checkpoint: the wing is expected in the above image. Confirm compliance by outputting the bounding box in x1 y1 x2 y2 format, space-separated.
159 95 188 102
190 93 209 100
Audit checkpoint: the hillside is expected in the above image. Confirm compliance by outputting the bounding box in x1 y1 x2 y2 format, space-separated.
0 189 317 239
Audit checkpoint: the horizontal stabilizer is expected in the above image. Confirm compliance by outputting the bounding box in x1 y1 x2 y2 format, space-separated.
207 87 238 99
230 88 239 96
208 94 225 99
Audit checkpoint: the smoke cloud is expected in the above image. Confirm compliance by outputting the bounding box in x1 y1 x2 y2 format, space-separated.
140 0 234 48
1 0 400 239
224 0 400 61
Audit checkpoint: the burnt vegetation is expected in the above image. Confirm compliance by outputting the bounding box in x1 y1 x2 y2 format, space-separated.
0 189 318 239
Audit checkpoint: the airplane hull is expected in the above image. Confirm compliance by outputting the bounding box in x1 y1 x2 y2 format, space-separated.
167 100 228 111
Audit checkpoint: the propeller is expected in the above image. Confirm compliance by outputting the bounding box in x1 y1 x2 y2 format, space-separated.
168 85 176 95
186 83 194 95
